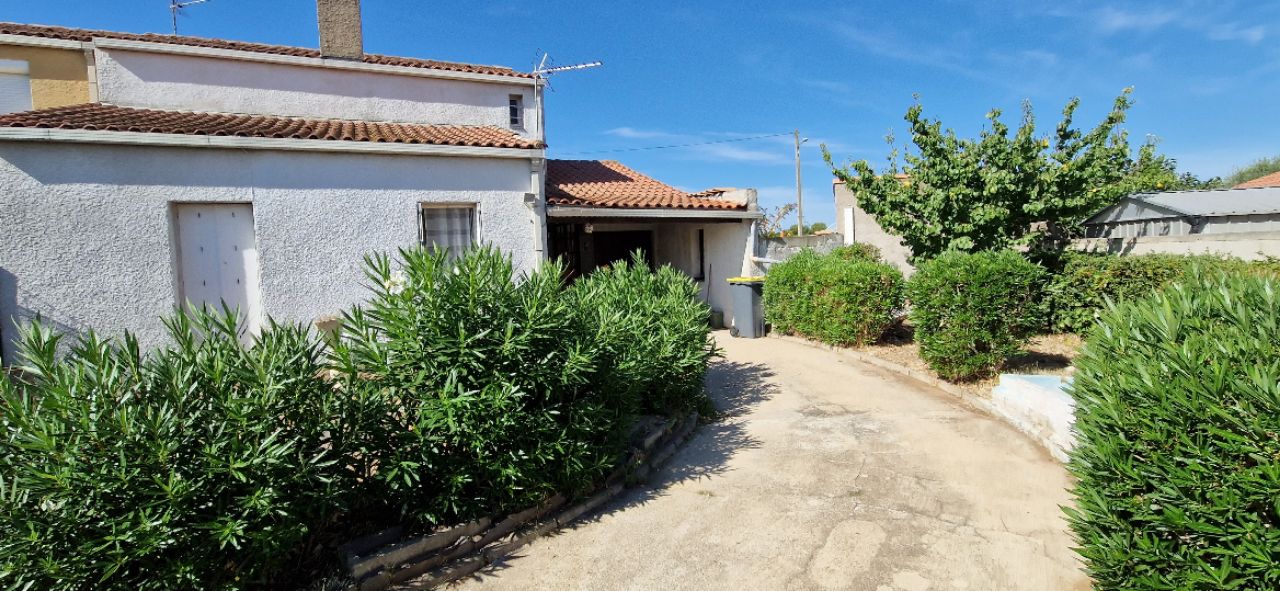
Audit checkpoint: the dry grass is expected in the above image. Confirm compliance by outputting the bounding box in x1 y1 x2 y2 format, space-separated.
852 320 1082 398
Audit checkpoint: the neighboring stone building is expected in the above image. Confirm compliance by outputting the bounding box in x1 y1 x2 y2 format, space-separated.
831 179 913 273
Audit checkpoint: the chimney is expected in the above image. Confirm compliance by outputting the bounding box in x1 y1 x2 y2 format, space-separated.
317 0 363 60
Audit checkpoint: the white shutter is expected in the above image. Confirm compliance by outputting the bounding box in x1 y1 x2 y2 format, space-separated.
0 60 32 114
174 203 264 337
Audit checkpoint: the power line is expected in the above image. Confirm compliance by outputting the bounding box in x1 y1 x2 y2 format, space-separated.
559 132 790 155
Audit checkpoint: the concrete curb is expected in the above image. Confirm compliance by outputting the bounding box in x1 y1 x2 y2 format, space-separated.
768 334 1068 462
341 411 701 591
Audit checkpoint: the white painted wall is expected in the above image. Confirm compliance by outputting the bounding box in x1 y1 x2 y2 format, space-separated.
0 141 542 361
1073 231 1280 260
648 222 752 327
832 182 913 275
579 220 754 329
95 49 537 136
990 374 1076 463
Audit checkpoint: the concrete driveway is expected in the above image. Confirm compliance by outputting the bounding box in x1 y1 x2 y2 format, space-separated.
453 334 1089 590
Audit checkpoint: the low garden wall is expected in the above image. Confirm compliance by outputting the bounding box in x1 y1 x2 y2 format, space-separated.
341 413 699 590
990 375 1075 462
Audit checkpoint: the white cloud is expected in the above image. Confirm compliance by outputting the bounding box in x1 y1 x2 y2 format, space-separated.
1086 4 1265 44
1207 22 1265 44
1095 6 1180 33
604 127 687 140
694 144 789 165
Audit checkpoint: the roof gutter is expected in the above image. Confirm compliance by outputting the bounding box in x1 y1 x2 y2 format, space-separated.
91 37 540 87
0 127 544 159
546 205 761 220
0 33 88 50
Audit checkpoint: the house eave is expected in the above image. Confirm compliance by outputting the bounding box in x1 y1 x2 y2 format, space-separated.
90 37 541 87
0 33 89 50
546 205 761 220
0 127 545 159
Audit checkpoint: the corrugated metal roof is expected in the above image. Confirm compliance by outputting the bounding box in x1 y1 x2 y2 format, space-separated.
1136 187 1280 216
1084 187 1280 225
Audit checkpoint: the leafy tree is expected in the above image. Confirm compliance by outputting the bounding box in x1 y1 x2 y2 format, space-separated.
783 221 829 235
1223 154 1280 187
824 89 1210 262
757 203 796 238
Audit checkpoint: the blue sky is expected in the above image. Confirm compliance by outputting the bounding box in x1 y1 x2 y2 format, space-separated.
3 0 1277 225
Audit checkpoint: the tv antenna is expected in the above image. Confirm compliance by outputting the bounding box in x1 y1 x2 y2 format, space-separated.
530 53 602 143
532 53 603 84
170 0 211 35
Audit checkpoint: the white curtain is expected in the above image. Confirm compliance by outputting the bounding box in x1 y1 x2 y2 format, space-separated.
421 206 475 256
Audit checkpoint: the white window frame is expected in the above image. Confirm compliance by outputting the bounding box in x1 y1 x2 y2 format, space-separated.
508 94 524 129
419 203 479 256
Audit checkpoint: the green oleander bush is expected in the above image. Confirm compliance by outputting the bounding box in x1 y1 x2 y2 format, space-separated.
763 248 904 347
1046 252 1280 333
1066 271 1280 589
907 250 1046 380
568 253 716 417
0 309 349 590
0 246 714 590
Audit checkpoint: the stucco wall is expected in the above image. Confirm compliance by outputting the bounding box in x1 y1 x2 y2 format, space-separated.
94 49 536 135
1073 231 1280 260
756 234 842 262
832 182 913 274
0 45 91 109
0 141 541 361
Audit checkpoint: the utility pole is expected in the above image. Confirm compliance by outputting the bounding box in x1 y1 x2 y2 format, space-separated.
794 129 808 236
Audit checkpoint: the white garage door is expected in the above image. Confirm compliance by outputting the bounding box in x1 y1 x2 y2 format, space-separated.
173 203 263 336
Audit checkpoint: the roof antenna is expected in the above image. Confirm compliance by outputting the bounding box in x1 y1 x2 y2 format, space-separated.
170 0 211 36
530 52 602 144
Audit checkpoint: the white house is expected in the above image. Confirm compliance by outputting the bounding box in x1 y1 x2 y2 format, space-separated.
0 2 760 363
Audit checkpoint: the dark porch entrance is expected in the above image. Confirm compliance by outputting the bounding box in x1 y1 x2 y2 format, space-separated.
549 222 656 280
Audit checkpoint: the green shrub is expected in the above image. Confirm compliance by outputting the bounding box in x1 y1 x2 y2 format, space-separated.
1066 271 1280 589
1046 252 1280 333
0 246 717 589
764 249 904 347
762 249 823 336
569 253 716 416
829 243 882 263
0 309 348 590
907 250 1045 380
330 247 618 525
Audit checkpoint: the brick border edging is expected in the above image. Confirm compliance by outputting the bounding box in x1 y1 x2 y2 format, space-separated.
767 334 1066 461
339 412 701 591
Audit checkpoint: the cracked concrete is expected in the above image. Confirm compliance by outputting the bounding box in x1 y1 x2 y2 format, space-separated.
451 333 1090 590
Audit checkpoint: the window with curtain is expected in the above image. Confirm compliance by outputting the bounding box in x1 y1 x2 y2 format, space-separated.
419 205 476 256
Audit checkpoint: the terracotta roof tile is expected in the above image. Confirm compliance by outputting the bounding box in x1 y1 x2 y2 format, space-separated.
0 22 531 78
0 103 543 149
1235 171 1280 189
546 160 745 210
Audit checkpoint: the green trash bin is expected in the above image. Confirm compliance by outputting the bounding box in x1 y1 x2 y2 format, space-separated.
727 277 765 338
